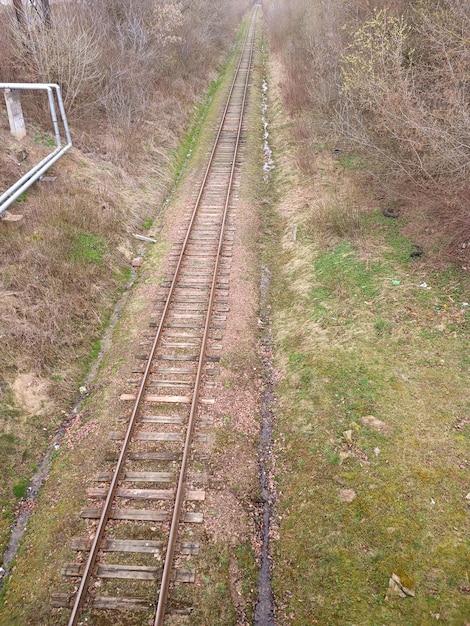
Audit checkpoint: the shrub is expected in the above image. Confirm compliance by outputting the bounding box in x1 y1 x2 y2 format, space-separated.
6 0 248 131
8 5 102 115
339 2 470 189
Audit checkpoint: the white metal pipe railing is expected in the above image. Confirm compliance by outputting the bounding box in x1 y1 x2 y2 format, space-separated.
0 83 72 215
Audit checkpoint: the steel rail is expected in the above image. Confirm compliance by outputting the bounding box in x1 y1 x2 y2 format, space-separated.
154 8 258 625
67 8 258 625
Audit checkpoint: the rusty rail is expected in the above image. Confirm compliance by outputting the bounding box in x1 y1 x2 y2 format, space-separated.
65 6 259 625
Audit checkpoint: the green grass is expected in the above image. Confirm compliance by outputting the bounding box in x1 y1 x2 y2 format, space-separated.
188 543 249 624
141 217 153 230
89 339 101 362
34 131 55 148
311 241 384 307
268 170 470 624
12 478 28 499
70 233 107 265
337 154 367 170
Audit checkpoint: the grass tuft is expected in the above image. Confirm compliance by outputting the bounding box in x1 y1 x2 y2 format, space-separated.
12 479 28 500
70 233 107 265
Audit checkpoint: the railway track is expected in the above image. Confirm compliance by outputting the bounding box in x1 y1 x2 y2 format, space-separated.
52 6 259 625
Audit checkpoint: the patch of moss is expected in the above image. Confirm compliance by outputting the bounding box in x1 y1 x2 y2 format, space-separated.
70 233 107 265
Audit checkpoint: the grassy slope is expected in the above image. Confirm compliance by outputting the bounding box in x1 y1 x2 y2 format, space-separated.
265 64 470 625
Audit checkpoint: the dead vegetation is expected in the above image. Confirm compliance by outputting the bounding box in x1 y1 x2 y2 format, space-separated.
262 0 470 249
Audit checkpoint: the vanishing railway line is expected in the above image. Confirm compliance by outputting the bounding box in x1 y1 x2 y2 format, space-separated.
53 7 259 625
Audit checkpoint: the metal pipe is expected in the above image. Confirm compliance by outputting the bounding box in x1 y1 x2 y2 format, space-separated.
0 146 71 213
0 147 61 206
0 83 72 215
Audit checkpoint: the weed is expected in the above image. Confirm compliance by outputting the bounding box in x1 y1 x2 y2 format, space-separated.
322 445 339 465
190 544 237 624
15 191 29 203
70 233 106 265
141 217 153 230
12 478 28 499
89 339 101 362
34 131 55 148
374 318 393 335
0 432 16 446
1 506 14 524
310 242 384 315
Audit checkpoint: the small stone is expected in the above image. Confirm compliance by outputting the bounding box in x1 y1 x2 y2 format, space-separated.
387 573 415 598
387 577 407 598
339 488 356 503
343 430 353 443
465 493 470 501
131 256 143 268
374 447 380 456
339 451 351 464
361 415 391 435
0 211 23 225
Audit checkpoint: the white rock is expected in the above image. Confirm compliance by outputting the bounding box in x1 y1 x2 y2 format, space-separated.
339 488 357 503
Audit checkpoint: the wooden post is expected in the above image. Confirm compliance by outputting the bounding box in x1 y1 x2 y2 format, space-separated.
4 89 26 140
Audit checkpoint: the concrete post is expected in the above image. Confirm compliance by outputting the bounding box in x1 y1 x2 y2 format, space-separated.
4 89 26 140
